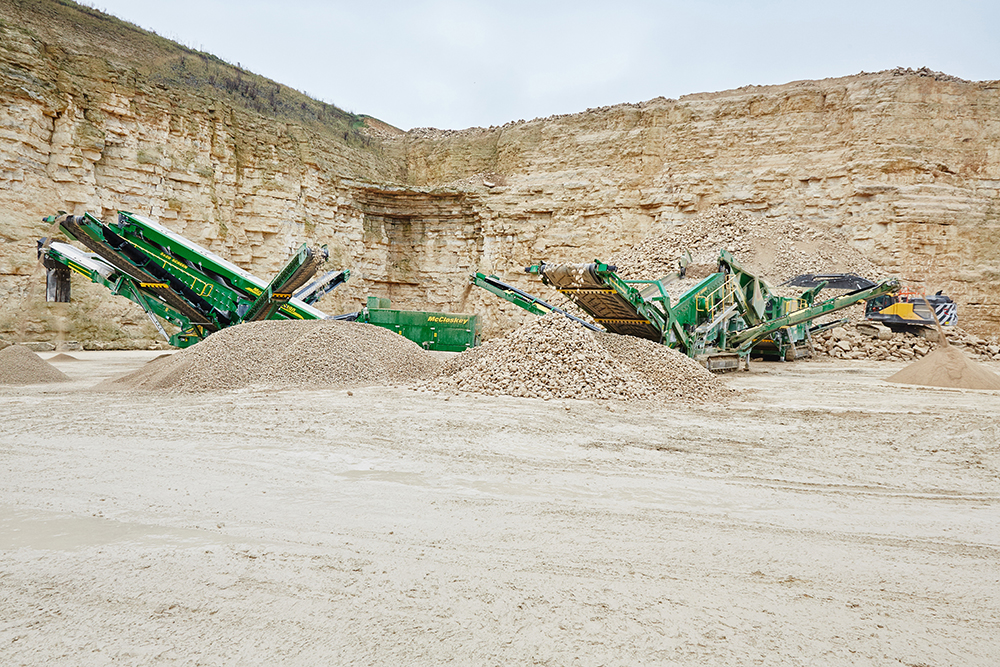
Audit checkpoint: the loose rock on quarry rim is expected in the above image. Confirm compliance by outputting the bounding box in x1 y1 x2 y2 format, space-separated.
609 206 881 293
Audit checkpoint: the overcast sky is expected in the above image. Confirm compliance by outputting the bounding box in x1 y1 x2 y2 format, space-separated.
88 0 999 131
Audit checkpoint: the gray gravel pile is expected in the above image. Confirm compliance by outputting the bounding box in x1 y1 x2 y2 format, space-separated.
426 314 734 402
0 344 71 385
99 320 442 392
593 332 736 401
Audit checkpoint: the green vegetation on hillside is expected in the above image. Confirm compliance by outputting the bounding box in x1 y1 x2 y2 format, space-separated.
159 53 374 146
3 0 389 147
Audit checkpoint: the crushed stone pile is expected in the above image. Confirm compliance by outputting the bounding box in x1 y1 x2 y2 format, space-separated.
0 344 72 385
98 320 442 393
814 324 936 362
886 344 1000 390
425 314 735 403
609 206 882 299
812 324 1000 362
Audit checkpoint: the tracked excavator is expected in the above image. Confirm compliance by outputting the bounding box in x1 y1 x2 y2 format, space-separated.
38 211 347 347
783 273 956 333
473 250 900 371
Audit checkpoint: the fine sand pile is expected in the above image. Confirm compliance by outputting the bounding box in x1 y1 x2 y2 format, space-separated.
48 353 79 362
98 320 442 392
0 344 72 385
425 314 734 402
886 344 1000 390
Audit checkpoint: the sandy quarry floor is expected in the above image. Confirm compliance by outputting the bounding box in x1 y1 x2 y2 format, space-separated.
2 352 999 666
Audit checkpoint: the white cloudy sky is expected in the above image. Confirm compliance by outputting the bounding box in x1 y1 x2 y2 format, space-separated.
89 0 999 131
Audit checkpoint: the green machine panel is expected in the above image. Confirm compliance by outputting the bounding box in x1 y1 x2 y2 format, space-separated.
361 297 479 352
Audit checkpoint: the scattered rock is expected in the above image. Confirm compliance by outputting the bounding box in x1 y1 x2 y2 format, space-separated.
21 341 55 352
609 207 881 299
812 323 1000 362
829 327 847 341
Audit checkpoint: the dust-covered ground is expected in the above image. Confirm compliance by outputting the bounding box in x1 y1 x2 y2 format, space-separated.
2 351 999 666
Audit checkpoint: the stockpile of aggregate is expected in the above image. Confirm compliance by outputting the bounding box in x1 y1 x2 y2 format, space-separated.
0 344 72 385
815 324 935 362
99 320 442 392
887 342 1000 390
425 314 735 402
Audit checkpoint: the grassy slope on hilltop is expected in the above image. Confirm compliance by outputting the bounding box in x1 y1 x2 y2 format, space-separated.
1 0 394 146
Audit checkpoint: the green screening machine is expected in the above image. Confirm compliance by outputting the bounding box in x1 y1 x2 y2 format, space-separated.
341 297 479 352
39 211 348 347
38 210 478 351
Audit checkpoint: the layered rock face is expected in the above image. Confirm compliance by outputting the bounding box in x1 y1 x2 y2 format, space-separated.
2 0 998 346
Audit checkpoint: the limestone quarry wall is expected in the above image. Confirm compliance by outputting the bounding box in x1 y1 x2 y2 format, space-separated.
1 0 998 346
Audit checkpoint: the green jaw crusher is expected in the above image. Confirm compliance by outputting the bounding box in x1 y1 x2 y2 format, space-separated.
474 249 899 371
